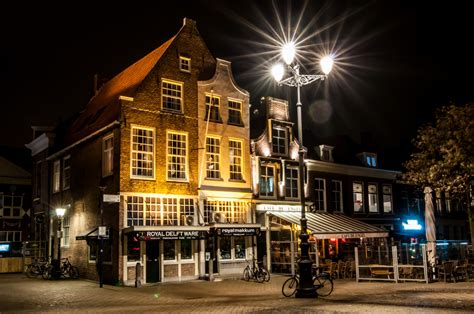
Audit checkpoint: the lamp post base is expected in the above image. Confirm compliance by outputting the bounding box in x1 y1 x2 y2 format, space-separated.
295 257 317 298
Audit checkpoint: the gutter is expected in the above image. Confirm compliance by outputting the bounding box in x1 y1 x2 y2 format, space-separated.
47 121 120 161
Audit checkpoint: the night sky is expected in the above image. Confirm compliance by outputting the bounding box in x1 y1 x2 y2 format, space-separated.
2 0 473 170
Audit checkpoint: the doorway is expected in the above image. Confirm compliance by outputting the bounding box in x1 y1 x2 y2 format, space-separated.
146 240 160 283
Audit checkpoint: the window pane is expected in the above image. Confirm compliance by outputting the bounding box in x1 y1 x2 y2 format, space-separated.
220 238 231 260
180 239 193 260
127 234 141 262
164 240 176 260
131 128 154 178
234 237 246 259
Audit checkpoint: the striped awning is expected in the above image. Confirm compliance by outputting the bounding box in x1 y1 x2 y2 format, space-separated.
268 211 388 239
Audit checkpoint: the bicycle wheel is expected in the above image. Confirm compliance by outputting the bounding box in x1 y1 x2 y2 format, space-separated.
282 277 298 297
243 267 251 281
315 275 333 297
25 265 38 278
69 266 79 279
261 268 270 282
256 270 265 283
42 266 51 280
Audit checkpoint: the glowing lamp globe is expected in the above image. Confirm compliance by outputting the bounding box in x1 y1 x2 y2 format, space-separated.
271 63 285 82
282 42 296 65
56 207 66 217
320 56 334 75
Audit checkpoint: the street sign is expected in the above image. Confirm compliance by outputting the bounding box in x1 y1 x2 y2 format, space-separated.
103 194 120 203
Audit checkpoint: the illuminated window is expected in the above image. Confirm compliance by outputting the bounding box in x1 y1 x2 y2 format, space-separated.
285 165 299 199
259 164 275 198
229 140 243 181
368 183 378 213
167 131 187 181
179 56 191 72
62 155 71 190
131 126 154 179
162 79 183 112
203 200 248 223
102 134 113 177
382 184 392 213
205 94 221 122
61 210 70 247
228 100 243 125
314 178 326 211
272 126 287 155
331 180 343 212
206 137 221 179
53 160 61 193
127 234 141 262
353 182 364 213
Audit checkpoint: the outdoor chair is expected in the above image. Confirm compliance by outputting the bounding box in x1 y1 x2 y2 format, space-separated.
328 262 338 279
438 261 454 282
336 260 345 279
344 261 355 279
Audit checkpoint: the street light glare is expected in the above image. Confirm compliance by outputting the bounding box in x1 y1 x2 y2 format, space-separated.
282 42 296 65
271 63 285 82
56 207 66 217
320 56 334 74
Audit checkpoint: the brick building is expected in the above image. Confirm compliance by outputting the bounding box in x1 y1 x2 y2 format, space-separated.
27 18 259 285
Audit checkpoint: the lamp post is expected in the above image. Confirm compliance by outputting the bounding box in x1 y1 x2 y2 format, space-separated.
54 207 66 279
271 42 333 298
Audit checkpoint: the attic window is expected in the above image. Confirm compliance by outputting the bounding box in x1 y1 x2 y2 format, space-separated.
179 56 191 73
319 145 334 162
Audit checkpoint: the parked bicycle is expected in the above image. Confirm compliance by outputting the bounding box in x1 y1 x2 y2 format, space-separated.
282 266 333 297
24 257 50 278
42 257 79 280
243 258 270 283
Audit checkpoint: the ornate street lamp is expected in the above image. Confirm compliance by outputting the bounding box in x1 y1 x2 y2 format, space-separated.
53 207 66 279
271 42 333 298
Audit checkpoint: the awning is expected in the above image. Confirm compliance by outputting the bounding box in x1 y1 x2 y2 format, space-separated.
75 227 98 240
268 211 388 239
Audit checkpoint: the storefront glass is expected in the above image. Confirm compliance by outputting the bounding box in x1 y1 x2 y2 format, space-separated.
127 234 140 262
164 240 176 260
220 238 231 259
180 239 193 260
235 237 246 259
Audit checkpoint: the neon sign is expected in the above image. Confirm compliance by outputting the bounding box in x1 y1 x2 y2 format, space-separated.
402 219 422 231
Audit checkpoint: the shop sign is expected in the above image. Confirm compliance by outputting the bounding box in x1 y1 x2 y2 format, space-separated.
215 227 260 237
137 230 206 240
314 232 388 239
256 204 302 212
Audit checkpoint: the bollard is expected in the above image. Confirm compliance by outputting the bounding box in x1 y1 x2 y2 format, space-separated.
208 259 214 281
135 262 141 288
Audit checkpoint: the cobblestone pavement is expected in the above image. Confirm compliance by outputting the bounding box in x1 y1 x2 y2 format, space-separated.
0 273 473 313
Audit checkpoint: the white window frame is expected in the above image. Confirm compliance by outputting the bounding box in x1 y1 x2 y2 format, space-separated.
166 131 188 182
161 78 183 112
62 155 71 190
102 134 114 177
259 164 275 199
179 56 191 73
53 160 61 193
229 139 243 181
314 178 326 211
331 180 343 212
219 237 247 261
285 165 299 200
382 184 393 213
205 136 221 179
272 125 287 156
61 211 70 247
130 125 155 180
368 183 379 213
0 231 21 242
353 182 364 213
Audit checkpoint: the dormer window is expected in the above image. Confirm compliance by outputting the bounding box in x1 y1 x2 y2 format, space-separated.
318 145 334 162
179 56 191 72
358 152 377 167
272 125 287 156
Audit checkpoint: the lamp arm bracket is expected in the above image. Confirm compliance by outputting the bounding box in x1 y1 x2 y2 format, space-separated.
279 74 327 87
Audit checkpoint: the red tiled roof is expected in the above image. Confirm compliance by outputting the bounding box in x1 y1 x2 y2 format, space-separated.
65 36 176 144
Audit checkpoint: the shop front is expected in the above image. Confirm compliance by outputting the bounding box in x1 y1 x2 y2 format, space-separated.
208 224 261 277
123 226 208 284
256 204 389 273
